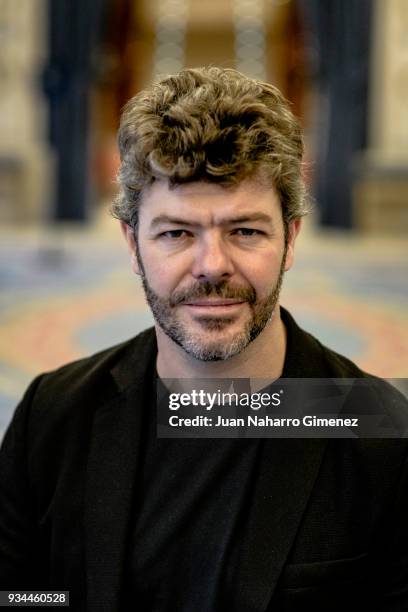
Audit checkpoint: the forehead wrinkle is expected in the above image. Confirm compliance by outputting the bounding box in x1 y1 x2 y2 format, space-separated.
150 211 274 230
141 179 283 231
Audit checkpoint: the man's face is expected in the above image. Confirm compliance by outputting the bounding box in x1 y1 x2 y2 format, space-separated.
122 180 300 361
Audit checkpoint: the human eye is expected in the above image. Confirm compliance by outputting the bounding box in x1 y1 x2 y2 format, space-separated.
232 228 265 237
159 229 191 240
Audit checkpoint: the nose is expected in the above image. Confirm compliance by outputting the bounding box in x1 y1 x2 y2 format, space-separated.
191 232 235 282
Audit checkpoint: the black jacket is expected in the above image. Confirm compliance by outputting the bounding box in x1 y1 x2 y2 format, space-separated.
0 309 407 611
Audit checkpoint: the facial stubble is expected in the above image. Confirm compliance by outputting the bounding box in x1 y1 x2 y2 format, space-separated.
135 243 287 361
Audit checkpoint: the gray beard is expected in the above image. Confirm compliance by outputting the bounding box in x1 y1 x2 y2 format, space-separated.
136 249 286 361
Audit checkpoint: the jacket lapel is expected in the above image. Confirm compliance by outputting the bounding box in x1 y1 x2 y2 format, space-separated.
234 437 327 612
84 329 157 612
233 309 330 611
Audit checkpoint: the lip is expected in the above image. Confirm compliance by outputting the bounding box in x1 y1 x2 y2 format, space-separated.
183 300 245 307
181 301 246 316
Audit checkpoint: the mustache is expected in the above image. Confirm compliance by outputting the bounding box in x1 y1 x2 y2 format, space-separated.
170 281 256 306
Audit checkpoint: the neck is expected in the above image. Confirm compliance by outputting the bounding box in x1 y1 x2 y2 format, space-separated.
155 306 287 380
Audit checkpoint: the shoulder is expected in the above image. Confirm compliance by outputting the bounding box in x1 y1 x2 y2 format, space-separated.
312 334 408 424
37 326 156 390
281 307 408 428
8 327 157 440
282 306 388 379
280 307 367 378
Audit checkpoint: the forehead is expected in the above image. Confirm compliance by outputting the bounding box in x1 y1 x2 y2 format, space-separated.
139 179 282 225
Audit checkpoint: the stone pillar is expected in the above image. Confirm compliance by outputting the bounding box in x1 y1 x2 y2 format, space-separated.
354 0 408 232
370 0 408 158
0 0 52 224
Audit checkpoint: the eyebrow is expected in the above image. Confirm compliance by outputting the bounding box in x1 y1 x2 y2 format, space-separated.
149 213 274 229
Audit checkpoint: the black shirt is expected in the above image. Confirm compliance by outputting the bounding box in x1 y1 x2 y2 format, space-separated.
122 375 262 611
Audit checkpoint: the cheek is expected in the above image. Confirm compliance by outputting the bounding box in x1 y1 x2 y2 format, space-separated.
238 250 284 288
142 254 189 294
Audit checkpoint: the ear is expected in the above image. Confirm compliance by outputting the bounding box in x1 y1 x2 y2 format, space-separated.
120 221 140 275
284 218 302 272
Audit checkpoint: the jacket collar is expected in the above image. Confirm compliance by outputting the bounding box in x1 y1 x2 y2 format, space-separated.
232 308 330 610
281 307 329 377
85 328 157 611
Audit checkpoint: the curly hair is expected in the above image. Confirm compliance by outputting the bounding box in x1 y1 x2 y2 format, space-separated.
112 67 308 230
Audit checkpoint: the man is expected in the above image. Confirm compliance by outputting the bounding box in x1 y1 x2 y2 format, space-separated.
0 68 407 611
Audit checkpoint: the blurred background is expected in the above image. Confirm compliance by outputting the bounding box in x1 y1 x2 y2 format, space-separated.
0 0 407 434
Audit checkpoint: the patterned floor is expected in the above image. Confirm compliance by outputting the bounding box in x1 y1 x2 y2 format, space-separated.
1 213 407 436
